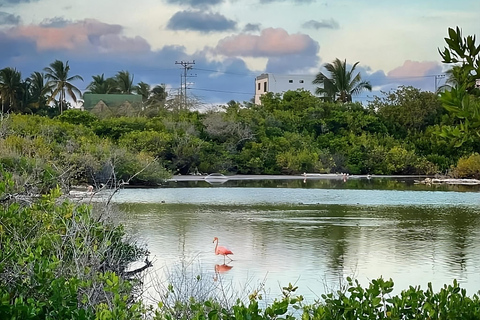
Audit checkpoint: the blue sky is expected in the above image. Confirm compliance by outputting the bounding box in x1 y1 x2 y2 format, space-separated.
0 0 478 107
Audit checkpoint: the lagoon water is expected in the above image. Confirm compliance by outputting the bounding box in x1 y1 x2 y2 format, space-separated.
110 176 480 304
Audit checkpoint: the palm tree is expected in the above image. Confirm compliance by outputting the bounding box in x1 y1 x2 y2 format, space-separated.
26 71 51 112
86 74 118 94
148 84 168 105
134 81 151 101
44 60 83 114
313 58 372 103
115 70 134 94
437 65 479 94
0 67 23 114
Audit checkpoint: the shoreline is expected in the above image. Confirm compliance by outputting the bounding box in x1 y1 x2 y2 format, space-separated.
167 173 431 182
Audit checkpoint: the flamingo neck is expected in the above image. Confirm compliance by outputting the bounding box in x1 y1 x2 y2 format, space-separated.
214 239 218 253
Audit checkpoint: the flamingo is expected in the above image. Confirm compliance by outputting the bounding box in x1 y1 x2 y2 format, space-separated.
213 237 233 263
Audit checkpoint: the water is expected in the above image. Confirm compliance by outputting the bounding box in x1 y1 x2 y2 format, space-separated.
109 177 480 305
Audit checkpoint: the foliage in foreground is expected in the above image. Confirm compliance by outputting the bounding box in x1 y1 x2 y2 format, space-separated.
153 277 480 320
0 168 149 319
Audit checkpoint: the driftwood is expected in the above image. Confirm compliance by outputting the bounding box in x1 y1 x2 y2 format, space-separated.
123 258 153 278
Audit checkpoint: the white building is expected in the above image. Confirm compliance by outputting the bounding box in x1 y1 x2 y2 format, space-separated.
254 73 319 105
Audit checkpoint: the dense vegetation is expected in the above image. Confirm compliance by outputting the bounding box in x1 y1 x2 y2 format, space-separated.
0 83 475 187
1 26 480 318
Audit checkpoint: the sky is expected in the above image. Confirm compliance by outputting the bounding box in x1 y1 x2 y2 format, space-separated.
0 0 479 107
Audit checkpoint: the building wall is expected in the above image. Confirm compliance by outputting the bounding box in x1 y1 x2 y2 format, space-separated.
254 73 318 105
254 74 269 105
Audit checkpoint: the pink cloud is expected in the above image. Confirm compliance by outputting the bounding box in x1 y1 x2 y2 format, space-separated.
216 27 317 57
388 60 441 77
10 19 150 53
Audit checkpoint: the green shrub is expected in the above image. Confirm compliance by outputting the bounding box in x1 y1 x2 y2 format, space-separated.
454 153 480 179
0 168 148 319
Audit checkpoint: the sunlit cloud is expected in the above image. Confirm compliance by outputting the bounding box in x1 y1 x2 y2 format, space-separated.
10 19 150 52
216 28 318 57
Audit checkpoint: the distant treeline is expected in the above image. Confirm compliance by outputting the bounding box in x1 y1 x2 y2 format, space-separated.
0 83 479 193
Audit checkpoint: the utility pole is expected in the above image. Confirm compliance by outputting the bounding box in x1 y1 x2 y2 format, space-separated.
175 60 195 109
434 74 445 92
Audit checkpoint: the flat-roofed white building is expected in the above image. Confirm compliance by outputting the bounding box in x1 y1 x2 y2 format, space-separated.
254 73 319 105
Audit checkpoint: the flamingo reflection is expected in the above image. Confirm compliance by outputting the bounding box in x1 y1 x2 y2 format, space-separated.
214 264 233 281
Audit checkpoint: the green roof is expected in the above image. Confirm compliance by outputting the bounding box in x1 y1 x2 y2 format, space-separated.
82 93 142 110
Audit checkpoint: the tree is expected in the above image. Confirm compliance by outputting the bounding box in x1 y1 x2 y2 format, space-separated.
370 86 444 134
44 60 83 114
134 81 151 101
0 67 25 114
85 74 118 94
148 84 168 106
438 26 480 95
437 27 480 148
114 70 134 94
313 58 372 103
26 71 51 113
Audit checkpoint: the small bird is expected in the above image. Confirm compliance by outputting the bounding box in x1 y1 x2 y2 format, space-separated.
213 237 233 263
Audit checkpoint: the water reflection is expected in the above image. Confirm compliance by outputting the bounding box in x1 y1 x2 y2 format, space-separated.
160 176 480 192
215 264 234 273
112 183 480 302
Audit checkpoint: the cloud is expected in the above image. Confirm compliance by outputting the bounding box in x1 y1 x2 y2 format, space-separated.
215 28 320 74
39 17 70 28
265 53 319 74
8 19 150 53
0 30 37 62
0 11 20 25
215 28 318 57
387 60 442 78
385 60 443 92
302 19 339 30
356 60 444 100
0 24 255 105
0 0 38 4
243 23 261 33
167 10 236 33
164 0 224 7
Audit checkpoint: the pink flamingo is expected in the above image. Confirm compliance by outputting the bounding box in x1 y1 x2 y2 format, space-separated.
213 237 233 263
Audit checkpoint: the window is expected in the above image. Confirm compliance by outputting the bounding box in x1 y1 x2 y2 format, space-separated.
288 80 293 83
258 82 261 91
264 82 267 92
299 80 304 83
